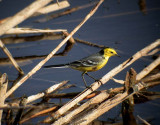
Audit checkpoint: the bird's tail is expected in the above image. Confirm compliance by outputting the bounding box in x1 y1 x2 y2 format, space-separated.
43 64 69 68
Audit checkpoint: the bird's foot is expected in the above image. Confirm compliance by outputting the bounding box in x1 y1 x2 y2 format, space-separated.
85 85 94 91
95 79 103 85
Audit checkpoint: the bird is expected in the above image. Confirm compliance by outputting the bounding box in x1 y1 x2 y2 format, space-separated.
44 47 120 88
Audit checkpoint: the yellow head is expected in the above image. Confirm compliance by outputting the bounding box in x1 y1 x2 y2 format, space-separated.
102 48 119 57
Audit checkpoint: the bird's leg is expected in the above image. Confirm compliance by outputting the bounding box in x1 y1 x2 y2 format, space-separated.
85 73 97 81
85 73 103 85
81 72 89 88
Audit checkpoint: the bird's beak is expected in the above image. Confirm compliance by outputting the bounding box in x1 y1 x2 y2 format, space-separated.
115 54 120 57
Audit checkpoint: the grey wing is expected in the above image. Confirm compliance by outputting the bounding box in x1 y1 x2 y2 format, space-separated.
69 54 103 67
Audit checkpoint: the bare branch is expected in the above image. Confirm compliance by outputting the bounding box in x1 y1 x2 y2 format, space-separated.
5 0 104 99
27 81 68 104
0 73 8 122
35 1 97 23
137 115 151 125
136 56 160 81
33 0 70 17
49 39 160 121
0 40 24 74
0 0 52 36
111 77 124 84
52 91 109 125
146 48 160 56
75 38 105 48
5 28 67 35
1 33 63 45
142 73 160 83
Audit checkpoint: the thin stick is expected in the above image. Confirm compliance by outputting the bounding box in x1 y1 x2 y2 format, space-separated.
69 80 156 125
137 115 151 125
33 0 70 17
53 91 109 125
146 48 160 56
0 0 52 36
136 57 160 81
0 40 24 75
1 33 63 45
0 105 39 110
111 77 124 84
48 39 160 121
142 73 160 83
69 92 128 125
5 0 104 99
1 81 68 109
20 106 58 124
0 1 70 25
35 1 97 23
63 54 160 125
0 73 8 122
26 81 68 103
5 28 67 35
75 38 105 48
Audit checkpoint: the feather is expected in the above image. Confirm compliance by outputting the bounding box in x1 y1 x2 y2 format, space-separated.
43 64 69 68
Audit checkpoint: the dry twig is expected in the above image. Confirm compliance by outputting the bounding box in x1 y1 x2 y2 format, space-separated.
0 73 8 122
1 81 68 108
5 0 104 99
136 56 160 81
5 28 67 35
52 91 109 125
33 0 70 17
0 0 52 36
0 0 54 74
137 115 151 125
26 81 68 104
46 39 160 123
20 106 58 124
61 50 160 125
35 1 97 23
1 33 63 45
111 77 124 84
142 73 160 83
75 38 105 48
0 40 24 74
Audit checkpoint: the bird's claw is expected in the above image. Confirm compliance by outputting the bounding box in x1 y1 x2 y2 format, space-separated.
85 85 93 91
95 79 103 85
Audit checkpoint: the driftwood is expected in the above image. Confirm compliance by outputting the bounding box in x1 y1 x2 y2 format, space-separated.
0 40 74 65
0 0 52 36
32 0 70 17
42 39 160 124
0 40 24 75
4 28 67 35
0 0 69 74
0 0 53 74
4 0 104 99
137 115 151 125
122 69 137 125
59 65 159 125
0 0 105 123
75 38 106 48
0 74 8 122
1 33 63 45
26 80 68 104
35 1 97 23
0 1 70 25
1 81 68 108
40 39 159 124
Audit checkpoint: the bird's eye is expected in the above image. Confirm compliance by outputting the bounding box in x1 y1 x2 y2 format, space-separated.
110 51 113 53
